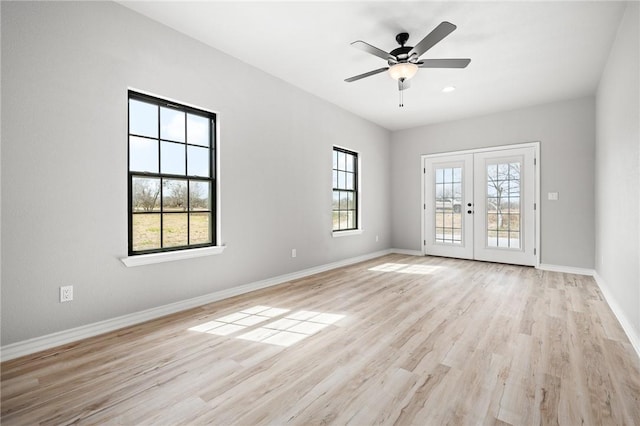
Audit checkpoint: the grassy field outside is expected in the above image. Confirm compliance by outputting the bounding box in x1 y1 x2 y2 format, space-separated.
332 211 356 230
132 212 211 252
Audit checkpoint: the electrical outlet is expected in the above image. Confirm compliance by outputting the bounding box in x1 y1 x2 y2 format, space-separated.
291 249 297 258
60 285 73 303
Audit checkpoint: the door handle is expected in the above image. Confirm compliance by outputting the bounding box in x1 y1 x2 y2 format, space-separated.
467 210 473 214
467 202 472 207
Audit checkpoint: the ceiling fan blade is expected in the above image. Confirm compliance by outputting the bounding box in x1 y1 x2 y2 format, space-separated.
418 58 471 68
408 21 457 58
351 40 395 61
344 67 389 83
398 79 411 91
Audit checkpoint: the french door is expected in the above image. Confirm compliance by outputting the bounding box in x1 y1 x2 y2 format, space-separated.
423 145 538 266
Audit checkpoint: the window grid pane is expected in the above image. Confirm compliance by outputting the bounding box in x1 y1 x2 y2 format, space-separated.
332 147 358 231
128 91 216 255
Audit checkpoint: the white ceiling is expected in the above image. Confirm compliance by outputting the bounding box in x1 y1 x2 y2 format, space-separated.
119 1 626 131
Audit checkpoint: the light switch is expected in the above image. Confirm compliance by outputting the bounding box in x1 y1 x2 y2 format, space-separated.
548 192 559 201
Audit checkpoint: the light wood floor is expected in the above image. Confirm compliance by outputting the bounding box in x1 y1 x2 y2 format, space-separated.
2 254 639 425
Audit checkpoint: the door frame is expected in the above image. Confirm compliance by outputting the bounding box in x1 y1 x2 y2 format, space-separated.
424 154 474 260
420 141 541 267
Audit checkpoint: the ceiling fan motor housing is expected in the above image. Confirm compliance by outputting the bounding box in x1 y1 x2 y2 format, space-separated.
395 32 410 46
391 33 415 64
389 46 414 64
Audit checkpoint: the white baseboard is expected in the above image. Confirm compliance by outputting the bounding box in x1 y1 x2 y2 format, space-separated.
390 248 424 256
537 263 595 276
538 264 639 359
592 272 640 359
1 249 393 362
7 252 635 364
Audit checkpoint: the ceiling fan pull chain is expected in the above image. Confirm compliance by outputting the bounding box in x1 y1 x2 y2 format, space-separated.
399 79 404 107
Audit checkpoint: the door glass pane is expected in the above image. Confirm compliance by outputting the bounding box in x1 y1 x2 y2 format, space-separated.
486 161 521 249
487 230 498 247
452 227 462 243
453 168 462 183
434 166 463 245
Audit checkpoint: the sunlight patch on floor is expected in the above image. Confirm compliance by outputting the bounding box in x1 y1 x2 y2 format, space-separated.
188 306 345 347
368 263 443 275
188 305 289 336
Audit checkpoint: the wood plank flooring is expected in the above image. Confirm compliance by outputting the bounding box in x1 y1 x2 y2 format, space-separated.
2 254 639 425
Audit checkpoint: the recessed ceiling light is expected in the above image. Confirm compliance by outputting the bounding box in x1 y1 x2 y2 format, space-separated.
442 86 456 93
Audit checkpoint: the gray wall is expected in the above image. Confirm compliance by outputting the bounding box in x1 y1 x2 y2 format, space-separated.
595 3 639 341
3 1 635 349
0 2 391 345
391 96 596 269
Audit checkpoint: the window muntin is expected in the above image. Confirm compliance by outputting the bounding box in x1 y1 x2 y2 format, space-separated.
128 91 216 255
332 147 358 231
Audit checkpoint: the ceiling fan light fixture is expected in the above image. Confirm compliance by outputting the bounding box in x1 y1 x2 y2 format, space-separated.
388 63 418 81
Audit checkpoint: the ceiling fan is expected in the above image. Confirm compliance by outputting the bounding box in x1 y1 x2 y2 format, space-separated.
345 21 471 107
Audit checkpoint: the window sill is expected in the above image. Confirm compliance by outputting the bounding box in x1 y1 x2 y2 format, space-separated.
121 246 226 267
332 229 363 238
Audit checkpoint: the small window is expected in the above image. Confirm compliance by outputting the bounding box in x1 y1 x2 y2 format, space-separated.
332 147 358 231
128 91 216 255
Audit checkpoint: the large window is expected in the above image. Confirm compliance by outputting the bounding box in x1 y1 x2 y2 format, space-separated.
128 91 216 255
332 147 358 231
